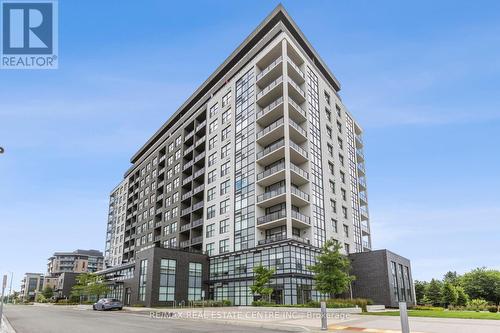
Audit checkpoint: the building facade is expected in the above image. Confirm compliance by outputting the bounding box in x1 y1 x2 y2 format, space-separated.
101 5 411 307
20 273 44 301
349 250 415 307
105 179 129 267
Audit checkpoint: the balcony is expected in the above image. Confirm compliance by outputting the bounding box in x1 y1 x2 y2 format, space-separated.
196 120 206 132
181 207 191 216
286 57 305 84
290 162 309 185
287 77 306 104
193 184 205 195
257 210 286 227
185 130 195 141
192 201 204 211
355 135 363 149
195 136 206 147
289 141 308 164
356 148 365 162
182 191 192 201
258 233 286 245
256 161 286 186
191 236 203 245
357 163 366 176
256 76 283 106
183 146 194 157
288 98 307 123
256 117 285 146
290 187 310 207
194 152 206 163
180 223 191 232
180 240 190 248
289 119 307 143
256 139 285 165
182 176 193 186
256 97 284 126
358 176 367 190
291 210 311 227
192 218 203 228
361 223 370 236
363 240 371 251
256 56 283 86
359 191 368 205
257 186 286 208
360 206 369 221
183 160 194 171
194 168 205 180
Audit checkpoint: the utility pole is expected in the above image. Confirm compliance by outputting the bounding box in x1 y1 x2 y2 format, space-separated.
0 274 7 326
8 272 13 304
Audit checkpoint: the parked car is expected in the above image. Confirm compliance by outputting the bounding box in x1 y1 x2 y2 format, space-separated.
93 298 123 311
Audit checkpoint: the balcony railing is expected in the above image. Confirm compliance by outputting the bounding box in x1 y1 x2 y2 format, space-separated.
195 152 206 162
185 130 195 140
191 236 203 244
183 146 194 156
291 210 310 225
361 224 370 234
256 117 284 140
194 168 205 178
257 210 286 225
363 241 370 249
182 176 193 185
258 234 286 245
180 240 190 248
288 77 306 98
183 161 193 170
256 76 283 100
257 161 285 181
257 186 286 203
181 207 191 216
180 223 191 231
291 187 309 201
256 56 282 81
358 176 367 188
196 120 206 132
286 57 305 79
193 184 205 194
290 141 308 158
181 191 192 201
192 218 203 227
289 162 308 179
256 97 284 120
289 119 307 137
357 163 366 174
256 139 285 160
192 201 204 210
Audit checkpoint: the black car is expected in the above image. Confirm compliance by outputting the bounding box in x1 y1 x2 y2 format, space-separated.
93 298 123 311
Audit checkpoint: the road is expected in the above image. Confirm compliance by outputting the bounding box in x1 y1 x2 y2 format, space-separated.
3 305 286 333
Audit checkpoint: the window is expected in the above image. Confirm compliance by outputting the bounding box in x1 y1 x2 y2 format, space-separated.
332 219 338 233
206 242 215 256
175 150 181 160
167 156 173 166
209 103 218 118
339 154 344 166
325 108 331 122
342 206 348 219
206 223 215 238
329 180 335 194
207 187 216 201
220 161 230 177
222 91 231 107
338 137 343 150
336 121 342 133
324 91 331 105
168 142 174 153
208 152 217 167
336 104 342 117
221 126 230 141
220 179 230 195
138 259 147 301
209 136 217 150
207 205 216 219
341 188 347 201
331 199 337 213
344 243 350 254
170 222 177 233
343 224 349 237
220 199 229 214
340 171 346 184
219 239 229 253
208 170 216 184
328 162 334 175
221 143 230 159
327 144 333 156
209 120 218 134
188 263 202 301
221 109 231 124
326 126 332 139
173 177 180 188
169 237 176 248
174 163 180 174
158 259 175 302
219 219 229 234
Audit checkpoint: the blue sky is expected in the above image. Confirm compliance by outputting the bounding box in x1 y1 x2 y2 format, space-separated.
1 0 499 291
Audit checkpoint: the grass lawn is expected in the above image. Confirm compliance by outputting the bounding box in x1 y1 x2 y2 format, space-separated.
362 310 500 320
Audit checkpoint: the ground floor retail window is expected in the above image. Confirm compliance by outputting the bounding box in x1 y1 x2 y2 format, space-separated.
188 262 202 301
159 259 176 301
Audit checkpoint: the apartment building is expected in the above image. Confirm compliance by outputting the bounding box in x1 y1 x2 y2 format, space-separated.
47 249 104 275
105 179 129 267
20 273 44 301
101 5 412 307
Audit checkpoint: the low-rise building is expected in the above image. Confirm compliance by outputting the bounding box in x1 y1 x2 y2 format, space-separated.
20 273 44 301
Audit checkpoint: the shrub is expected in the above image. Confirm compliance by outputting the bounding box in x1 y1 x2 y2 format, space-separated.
130 304 146 307
252 300 276 306
487 306 498 313
324 298 373 312
466 298 489 312
413 305 444 311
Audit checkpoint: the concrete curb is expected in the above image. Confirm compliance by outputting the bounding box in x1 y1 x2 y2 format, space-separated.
1 314 16 333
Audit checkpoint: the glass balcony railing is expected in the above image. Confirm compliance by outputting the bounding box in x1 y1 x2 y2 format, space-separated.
288 77 306 98
289 119 307 137
289 162 308 179
286 57 305 79
257 97 284 120
256 76 283 100
291 187 309 201
258 233 286 245
257 186 286 203
257 210 286 225
256 117 284 140
290 141 308 158
256 139 285 160
257 162 285 181
256 56 283 81
291 210 310 224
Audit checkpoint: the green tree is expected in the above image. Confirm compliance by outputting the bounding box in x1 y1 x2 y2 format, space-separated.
455 286 469 306
461 268 500 305
441 282 458 308
250 265 275 302
42 286 54 299
426 279 443 306
308 239 355 298
414 280 428 304
35 293 46 303
443 271 460 286
71 273 109 302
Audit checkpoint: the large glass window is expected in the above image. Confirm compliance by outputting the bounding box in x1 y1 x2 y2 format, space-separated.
138 259 148 301
188 262 203 301
159 259 176 302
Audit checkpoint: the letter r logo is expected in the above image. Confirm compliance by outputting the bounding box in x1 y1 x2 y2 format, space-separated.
2 2 53 54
